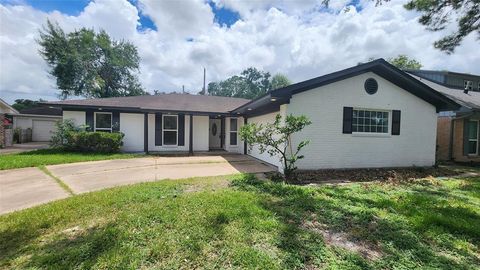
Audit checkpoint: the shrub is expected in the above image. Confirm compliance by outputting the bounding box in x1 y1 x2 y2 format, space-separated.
50 119 80 148
66 131 124 153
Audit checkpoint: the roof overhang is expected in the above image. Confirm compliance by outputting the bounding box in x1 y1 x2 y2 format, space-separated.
234 59 460 115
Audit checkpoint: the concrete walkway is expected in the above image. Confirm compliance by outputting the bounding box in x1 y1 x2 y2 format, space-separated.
0 155 275 214
0 142 50 155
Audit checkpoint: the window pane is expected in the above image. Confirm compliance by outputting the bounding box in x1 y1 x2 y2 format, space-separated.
352 109 388 133
468 121 478 139
230 118 238 131
164 116 177 130
164 131 177 145
230 132 237 145
468 141 477 154
96 114 111 129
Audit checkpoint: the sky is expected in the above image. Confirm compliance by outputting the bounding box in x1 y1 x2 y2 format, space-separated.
0 0 478 103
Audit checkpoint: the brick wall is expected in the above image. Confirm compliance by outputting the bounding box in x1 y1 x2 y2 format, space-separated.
0 114 5 148
436 117 452 161
452 118 480 163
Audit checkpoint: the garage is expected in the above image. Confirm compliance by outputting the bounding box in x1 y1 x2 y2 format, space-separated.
32 120 56 141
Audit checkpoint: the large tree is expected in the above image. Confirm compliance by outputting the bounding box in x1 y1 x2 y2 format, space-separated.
38 20 146 99
208 68 291 99
323 0 479 53
388 55 423 69
11 99 46 111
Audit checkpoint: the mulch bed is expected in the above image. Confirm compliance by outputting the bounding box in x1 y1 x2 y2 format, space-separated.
279 166 461 184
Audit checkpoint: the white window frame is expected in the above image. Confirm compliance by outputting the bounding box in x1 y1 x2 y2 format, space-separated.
468 120 479 155
162 114 178 146
229 118 238 146
94 112 112 132
352 108 390 136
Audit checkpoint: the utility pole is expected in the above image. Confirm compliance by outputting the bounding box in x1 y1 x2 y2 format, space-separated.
202 67 206 95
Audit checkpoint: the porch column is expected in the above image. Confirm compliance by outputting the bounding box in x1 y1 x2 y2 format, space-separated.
189 114 193 155
244 117 247 154
144 113 148 153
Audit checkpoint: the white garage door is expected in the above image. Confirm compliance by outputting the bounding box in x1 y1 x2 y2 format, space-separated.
248 111 282 168
32 120 56 141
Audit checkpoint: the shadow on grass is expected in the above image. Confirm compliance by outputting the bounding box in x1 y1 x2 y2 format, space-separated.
232 175 480 269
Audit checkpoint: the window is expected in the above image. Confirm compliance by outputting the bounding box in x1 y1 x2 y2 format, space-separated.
352 109 389 133
163 115 178 145
95 112 112 132
467 120 479 155
230 118 238 145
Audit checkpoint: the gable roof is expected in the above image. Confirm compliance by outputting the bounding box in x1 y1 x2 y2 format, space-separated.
44 93 250 114
233 59 459 115
0 98 19 114
409 74 480 111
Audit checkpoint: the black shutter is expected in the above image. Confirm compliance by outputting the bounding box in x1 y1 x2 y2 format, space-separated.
155 113 162 146
463 119 470 156
342 107 353 134
86 110 94 131
178 114 185 146
112 111 120 132
392 110 401 135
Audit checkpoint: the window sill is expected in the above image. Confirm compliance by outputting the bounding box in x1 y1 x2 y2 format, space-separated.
351 133 391 138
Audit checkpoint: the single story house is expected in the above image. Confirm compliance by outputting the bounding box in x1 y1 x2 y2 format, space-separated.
408 72 480 163
12 106 62 142
44 59 458 170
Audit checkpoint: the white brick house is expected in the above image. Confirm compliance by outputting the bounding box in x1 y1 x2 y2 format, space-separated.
45 59 457 170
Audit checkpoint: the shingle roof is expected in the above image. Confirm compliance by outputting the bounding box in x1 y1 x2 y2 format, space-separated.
44 93 250 113
409 74 480 111
19 106 62 116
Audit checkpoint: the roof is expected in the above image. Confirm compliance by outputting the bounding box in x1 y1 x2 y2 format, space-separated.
0 98 19 114
233 59 459 115
405 69 480 80
409 74 480 111
44 93 250 114
19 106 62 116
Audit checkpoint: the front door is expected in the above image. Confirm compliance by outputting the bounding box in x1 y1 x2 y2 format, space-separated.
209 119 221 149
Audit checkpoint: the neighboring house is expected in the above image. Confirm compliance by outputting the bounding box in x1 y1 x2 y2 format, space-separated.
0 98 18 147
12 106 62 142
408 71 480 163
45 59 457 170
407 69 480 92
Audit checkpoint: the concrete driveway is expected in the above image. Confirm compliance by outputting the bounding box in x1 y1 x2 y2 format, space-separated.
0 155 275 214
0 142 50 155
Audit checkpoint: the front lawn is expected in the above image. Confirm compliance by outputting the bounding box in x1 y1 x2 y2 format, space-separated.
0 149 141 170
1 174 479 269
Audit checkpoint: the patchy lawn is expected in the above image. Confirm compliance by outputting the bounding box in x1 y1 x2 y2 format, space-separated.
0 149 141 170
0 174 479 269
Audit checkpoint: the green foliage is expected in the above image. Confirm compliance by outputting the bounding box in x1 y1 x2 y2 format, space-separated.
38 20 146 99
388 55 423 70
240 114 312 179
208 68 291 99
50 119 81 148
403 0 479 53
271 74 292 90
0 149 139 170
65 131 124 153
11 99 46 111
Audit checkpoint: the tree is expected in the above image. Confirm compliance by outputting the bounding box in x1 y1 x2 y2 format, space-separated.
271 74 292 90
11 99 46 111
388 55 423 70
240 114 312 179
323 0 479 53
208 68 292 99
38 20 146 99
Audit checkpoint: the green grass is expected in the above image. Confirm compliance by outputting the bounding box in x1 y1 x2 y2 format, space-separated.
1 174 479 269
0 149 141 170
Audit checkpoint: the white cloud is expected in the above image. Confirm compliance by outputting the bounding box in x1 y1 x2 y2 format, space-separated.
0 0 478 103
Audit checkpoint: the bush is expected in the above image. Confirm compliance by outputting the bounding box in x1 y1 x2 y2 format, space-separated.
50 119 80 148
51 119 124 153
65 131 124 153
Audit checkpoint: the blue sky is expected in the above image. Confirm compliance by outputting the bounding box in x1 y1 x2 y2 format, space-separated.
0 0 477 102
1 0 241 30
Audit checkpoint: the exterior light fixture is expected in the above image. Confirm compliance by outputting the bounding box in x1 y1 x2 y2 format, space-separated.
270 98 277 102
247 108 252 111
